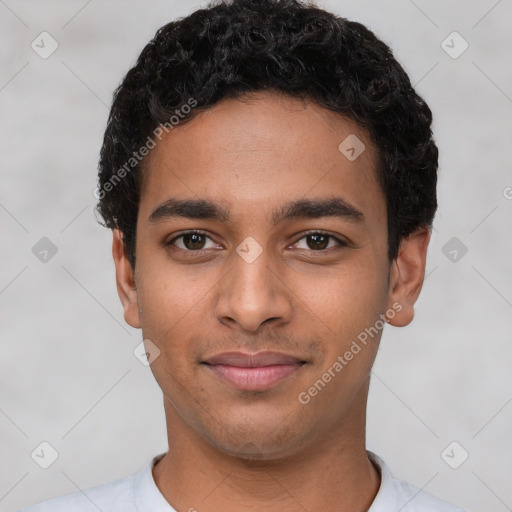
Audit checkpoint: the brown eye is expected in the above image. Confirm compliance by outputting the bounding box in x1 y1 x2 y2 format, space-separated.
167 231 217 251
181 233 206 250
305 233 329 250
293 232 346 251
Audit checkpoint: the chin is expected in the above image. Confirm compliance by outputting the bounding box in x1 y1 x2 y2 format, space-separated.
218 440 295 462
204 420 308 462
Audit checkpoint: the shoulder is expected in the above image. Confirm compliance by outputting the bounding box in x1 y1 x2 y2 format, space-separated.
16 473 136 512
368 451 467 512
393 478 467 511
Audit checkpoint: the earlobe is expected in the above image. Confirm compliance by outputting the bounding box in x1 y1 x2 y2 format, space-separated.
112 229 141 329
386 227 431 328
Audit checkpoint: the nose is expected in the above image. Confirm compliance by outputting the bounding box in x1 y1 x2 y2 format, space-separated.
214 244 293 332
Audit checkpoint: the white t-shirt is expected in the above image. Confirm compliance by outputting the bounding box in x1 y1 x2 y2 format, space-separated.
17 451 466 511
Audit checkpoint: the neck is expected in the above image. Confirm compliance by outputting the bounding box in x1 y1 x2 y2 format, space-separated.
153 380 380 512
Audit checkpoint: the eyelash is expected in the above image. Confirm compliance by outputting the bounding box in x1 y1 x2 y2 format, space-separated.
165 229 347 254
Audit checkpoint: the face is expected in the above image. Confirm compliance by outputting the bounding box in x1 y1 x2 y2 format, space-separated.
113 91 428 461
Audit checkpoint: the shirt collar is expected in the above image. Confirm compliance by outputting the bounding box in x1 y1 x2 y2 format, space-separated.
367 450 400 510
133 453 176 511
135 450 398 511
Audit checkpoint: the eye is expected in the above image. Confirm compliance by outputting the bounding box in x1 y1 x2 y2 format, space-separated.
291 231 346 251
165 230 347 254
166 230 219 252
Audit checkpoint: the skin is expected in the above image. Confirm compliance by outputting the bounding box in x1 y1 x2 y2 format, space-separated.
112 91 430 512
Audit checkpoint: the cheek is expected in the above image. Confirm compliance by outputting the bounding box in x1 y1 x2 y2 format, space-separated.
134 256 231 390
137 254 211 324
136 270 204 404
295 269 384 411
298 259 387 338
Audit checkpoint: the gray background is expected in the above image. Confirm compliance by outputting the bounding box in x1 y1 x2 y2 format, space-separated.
1 1 511 511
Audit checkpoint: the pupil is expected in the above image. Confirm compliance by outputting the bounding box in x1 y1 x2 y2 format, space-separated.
308 234 328 250
185 233 205 250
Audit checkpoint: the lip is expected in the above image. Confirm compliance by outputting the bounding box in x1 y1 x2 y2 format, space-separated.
202 351 306 391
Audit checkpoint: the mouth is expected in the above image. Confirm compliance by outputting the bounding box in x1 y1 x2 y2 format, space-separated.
202 351 307 391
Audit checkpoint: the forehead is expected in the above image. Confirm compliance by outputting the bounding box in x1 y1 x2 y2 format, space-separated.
139 92 385 226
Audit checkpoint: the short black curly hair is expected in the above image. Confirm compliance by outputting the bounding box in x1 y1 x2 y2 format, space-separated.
96 0 438 270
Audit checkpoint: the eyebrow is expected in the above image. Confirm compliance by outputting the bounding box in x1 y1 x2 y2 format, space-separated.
149 197 364 225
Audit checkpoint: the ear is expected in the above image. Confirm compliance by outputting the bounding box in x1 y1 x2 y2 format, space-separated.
112 229 141 329
386 226 431 327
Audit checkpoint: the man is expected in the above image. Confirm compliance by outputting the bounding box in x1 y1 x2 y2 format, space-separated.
19 0 467 510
